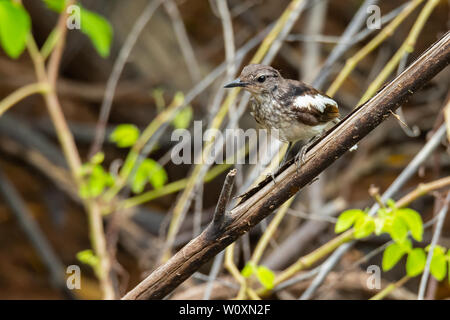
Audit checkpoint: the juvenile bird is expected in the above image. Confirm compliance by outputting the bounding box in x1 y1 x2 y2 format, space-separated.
224 64 340 165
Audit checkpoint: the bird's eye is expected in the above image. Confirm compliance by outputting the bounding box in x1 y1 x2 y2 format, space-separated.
257 75 266 83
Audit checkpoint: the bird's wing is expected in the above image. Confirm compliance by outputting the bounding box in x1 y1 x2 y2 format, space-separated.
284 79 340 124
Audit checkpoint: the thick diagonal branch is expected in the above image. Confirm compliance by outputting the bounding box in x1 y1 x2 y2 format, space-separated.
122 32 450 300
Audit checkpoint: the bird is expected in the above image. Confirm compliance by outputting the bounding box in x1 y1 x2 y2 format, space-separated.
224 63 341 166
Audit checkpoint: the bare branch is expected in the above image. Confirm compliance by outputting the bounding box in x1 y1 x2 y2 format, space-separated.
213 169 237 229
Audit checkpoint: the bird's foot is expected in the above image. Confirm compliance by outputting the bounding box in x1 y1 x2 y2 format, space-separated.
266 172 276 185
294 145 308 173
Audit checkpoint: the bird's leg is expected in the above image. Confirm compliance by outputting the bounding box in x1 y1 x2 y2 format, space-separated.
294 136 320 172
280 141 293 166
266 142 294 185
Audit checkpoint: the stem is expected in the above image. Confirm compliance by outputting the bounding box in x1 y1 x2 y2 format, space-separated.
370 275 411 300
225 243 261 300
271 230 354 288
396 176 450 208
40 28 61 60
23 1 115 299
250 197 295 265
0 82 50 116
119 163 232 210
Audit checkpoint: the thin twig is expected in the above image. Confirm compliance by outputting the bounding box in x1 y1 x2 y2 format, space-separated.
0 82 50 116
164 0 202 82
417 192 450 300
203 251 225 300
313 0 379 89
89 0 163 157
370 275 411 300
47 0 74 87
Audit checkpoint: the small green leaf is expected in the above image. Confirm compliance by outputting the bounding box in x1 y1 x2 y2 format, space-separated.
43 0 66 12
389 215 409 243
397 208 423 242
406 248 426 277
90 151 105 165
382 242 407 271
80 7 113 57
109 124 140 148
377 207 390 219
131 159 167 194
79 183 90 199
386 199 397 210
353 215 375 239
79 164 114 198
241 262 256 278
171 91 185 106
335 209 365 233
0 1 31 58
256 266 275 290
152 88 165 111
426 246 447 281
172 106 193 129
76 249 99 269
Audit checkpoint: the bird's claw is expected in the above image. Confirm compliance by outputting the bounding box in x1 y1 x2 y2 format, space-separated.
266 172 276 185
294 145 308 173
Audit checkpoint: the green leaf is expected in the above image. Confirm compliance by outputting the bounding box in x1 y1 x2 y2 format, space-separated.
397 208 423 242
131 159 167 194
76 249 99 269
0 1 31 58
382 242 407 271
90 151 105 165
377 207 390 219
426 246 447 281
374 217 385 235
389 215 409 243
406 248 426 277
43 0 66 12
152 88 165 111
386 199 397 210
241 262 256 278
80 7 113 57
172 106 193 129
256 266 275 290
335 209 365 233
79 164 114 198
79 183 90 199
353 215 375 239
109 124 140 148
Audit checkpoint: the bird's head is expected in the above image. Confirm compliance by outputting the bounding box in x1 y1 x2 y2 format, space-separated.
224 64 282 95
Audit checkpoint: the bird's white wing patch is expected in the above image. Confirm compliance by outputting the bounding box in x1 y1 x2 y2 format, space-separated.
294 94 337 113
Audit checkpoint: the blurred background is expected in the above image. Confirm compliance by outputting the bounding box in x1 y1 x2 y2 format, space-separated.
0 0 449 299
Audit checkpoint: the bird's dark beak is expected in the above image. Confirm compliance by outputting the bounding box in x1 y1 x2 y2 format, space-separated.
224 78 248 88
